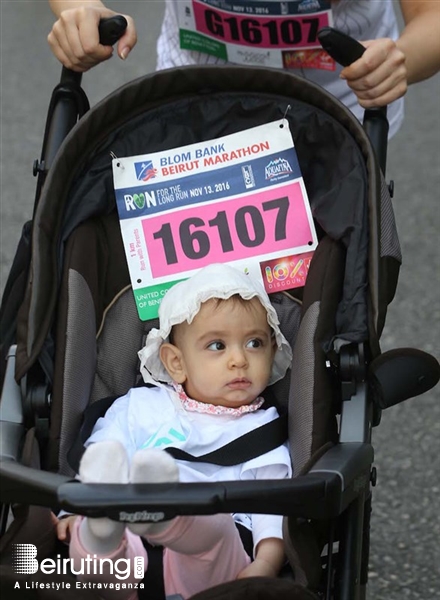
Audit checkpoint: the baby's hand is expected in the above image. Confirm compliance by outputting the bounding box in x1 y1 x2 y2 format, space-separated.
237 536 284 579
340 38 407 108
56 515 78 543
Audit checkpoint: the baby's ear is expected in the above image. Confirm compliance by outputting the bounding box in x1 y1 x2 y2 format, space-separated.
160 343 186 384
271 334 278 356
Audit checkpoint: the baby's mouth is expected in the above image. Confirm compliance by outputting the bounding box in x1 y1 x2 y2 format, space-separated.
227 378 252 390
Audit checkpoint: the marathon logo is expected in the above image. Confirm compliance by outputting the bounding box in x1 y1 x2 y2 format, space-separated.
134 160 158 181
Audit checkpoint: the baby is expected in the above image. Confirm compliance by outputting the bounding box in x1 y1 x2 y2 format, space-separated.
60 263 293 599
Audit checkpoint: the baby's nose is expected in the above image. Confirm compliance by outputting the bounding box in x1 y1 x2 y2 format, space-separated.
228 348 248 368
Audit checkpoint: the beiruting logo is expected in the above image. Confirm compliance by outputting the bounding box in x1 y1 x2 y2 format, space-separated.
134 160 157 181
264 157 293 180
12 543 145 581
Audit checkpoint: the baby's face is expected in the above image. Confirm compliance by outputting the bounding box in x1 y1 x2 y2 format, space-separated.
172 297 276 408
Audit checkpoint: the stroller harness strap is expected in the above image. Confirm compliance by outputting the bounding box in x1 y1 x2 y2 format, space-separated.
165 413 288 466
68 389 288 472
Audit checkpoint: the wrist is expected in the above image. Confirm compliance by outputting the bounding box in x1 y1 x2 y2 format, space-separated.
254 537 285 576
252 556 279 577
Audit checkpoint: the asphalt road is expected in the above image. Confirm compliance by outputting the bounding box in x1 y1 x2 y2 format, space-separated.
1 2 439 598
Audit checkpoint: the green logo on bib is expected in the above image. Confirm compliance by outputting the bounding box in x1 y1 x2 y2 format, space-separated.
133 193 146 209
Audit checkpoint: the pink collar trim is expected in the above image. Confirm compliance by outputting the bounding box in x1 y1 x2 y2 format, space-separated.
171 383 264 416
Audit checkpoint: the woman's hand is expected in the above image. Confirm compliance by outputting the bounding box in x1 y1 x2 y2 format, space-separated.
340 38 407 108
47 3 137 72
340 0 440 108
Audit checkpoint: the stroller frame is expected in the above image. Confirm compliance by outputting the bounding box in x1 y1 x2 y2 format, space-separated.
1 25 439 600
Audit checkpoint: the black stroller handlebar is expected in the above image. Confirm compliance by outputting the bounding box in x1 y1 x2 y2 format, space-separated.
317 27 389 174
33 16 128 207
0 443 373 521
98 15 128 46
317 27 366 67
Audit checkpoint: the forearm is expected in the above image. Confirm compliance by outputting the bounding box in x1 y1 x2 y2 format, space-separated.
398 0 440 84
49 0 106 18
253 537 285 577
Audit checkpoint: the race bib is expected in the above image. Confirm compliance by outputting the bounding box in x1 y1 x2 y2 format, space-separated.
113 119 317 320
177 0 335 69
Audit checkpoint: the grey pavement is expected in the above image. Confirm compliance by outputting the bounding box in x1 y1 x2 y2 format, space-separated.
1 2 439 598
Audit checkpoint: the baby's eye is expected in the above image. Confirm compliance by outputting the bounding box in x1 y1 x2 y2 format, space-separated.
246 338 263 349
207 341 225 351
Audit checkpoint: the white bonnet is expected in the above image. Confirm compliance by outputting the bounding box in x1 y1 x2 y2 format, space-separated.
138 264 292 386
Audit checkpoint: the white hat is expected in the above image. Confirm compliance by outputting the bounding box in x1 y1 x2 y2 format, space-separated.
138 264 292 386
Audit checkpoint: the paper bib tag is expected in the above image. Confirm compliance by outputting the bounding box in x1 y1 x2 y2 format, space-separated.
113 119 317 320
177 0 334 69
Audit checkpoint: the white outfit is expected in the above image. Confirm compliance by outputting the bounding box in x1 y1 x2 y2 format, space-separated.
86 384 292 551
156 0 403 137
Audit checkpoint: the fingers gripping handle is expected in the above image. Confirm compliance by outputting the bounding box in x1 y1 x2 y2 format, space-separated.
61 16 128 84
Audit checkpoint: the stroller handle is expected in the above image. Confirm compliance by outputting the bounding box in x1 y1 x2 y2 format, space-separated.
60 16 128 86
0 443 374 521
317 27 365 67
33 17 128 207
318 27 389 175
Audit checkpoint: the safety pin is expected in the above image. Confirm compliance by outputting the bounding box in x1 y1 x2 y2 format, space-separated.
281 104 292 128
110 151 124 169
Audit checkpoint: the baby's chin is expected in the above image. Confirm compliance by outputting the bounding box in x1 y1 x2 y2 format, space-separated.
209 392 260 408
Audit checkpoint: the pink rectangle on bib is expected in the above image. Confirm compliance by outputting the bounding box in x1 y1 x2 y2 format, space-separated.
142 182 314 278
193 1 331 50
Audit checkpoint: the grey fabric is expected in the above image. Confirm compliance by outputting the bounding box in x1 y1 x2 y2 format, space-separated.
59 270 97 476
91 287 153 403
283 301 321 589
288 302 320 476
270 292 302 411
380 174 402 262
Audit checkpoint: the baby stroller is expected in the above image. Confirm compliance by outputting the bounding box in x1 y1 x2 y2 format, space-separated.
1 19 439 600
